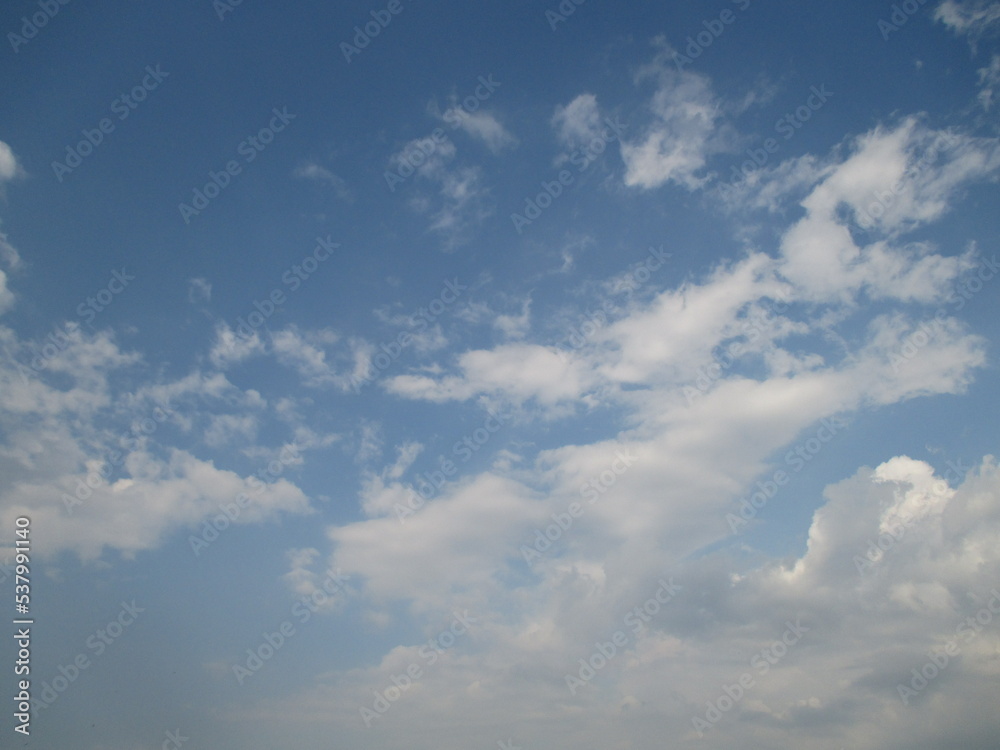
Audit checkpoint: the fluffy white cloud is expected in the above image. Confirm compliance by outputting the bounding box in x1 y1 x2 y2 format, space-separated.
0 316 315 560
240 455 1000 750
621 64 727 190
0 141 20 183
261 94 1000 748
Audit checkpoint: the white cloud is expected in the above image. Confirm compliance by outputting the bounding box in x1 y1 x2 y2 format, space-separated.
445 109 518 153
203 413 258 448
977 54 1000 109
385 342 594 407
493 297 532 340
247 453 1000 749
621 65 727 190
209 321 266 368
0 269 14 315
187 277 212 304
0 141 20 183
552 93 604 149
294 161 352 201
391 136 492 248
935 0 1000 47
771 119 1000 302
0 319 316 561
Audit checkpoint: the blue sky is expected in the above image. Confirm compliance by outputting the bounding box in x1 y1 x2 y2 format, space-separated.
2 0 1000 748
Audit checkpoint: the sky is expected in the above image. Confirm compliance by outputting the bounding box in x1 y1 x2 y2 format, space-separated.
1 0 1000 748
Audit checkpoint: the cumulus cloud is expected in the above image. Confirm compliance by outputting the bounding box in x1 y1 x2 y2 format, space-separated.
0 318 315 561
238 455 1000 749
260 97 1000 748
621 63 728 190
